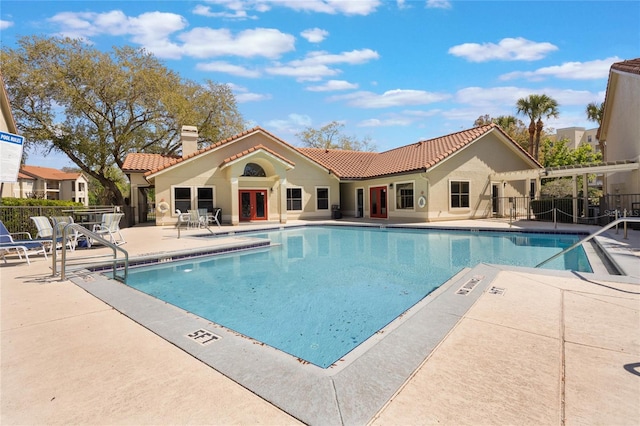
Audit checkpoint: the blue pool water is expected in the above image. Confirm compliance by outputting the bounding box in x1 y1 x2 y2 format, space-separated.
125 226 591 368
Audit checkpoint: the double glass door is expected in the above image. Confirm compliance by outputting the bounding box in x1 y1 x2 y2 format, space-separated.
239 190 267 221
370 186 387 218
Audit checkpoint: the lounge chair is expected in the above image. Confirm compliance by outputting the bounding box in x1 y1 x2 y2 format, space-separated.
50 216 79 251
92 213 125 245
187 209 205 229
0 219 48 264
175 209 190 228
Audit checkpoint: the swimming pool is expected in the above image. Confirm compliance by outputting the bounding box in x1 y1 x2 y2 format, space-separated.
124 226 591 368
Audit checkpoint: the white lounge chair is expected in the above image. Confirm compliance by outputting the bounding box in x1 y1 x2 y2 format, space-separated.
93 213 125 245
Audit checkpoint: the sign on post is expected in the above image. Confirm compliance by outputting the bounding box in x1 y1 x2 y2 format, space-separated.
0 131 24 182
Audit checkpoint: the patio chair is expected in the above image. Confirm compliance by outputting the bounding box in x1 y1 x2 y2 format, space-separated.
0 219 48 264
187 209 205 229
92 213 125 245
30 216 67 252
175 209 189 228
50 216 79 251
209 208 221 228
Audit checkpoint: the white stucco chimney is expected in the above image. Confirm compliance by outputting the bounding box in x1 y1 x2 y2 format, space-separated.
181 125 198 158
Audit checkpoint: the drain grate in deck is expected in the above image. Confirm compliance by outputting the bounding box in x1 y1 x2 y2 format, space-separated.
456 275 484 295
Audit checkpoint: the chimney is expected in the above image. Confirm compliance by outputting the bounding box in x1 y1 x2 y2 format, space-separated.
181 125 198 158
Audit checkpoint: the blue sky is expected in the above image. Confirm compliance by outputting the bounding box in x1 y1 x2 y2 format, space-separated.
1 0 639 168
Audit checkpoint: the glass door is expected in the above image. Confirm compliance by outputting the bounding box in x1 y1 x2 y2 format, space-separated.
369 186 387 218
239 190 268 221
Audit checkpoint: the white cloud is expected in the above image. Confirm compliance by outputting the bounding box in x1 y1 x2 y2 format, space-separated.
227 83 271 102
448 37 558 62
192 4 254 19
358 117 414 127
266 49 379 82
499 57 620 81
426 0 452 9
47 10 187 58
196 0 381 16
1 19 14 30
296 49 380 66
332 89 451 108
264 113 313 135
301 28 329 43
179 27 295 59
306 80 358 92
456 86 602 108
196 61 261 78
265 63 339 81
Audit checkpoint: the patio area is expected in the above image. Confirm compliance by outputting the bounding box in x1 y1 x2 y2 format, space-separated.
1 219 638 425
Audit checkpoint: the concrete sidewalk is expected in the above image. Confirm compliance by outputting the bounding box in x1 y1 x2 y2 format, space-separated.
1 221 638 425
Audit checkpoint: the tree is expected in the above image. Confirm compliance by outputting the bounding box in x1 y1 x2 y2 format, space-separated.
1 36 246 206
586 101 606 160
296 121 376 151
473 114 529 148
516 94 559 161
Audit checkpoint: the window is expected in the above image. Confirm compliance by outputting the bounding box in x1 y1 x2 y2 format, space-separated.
287 188 302 211
316 188 329 210
197 187 214 213
173 186 215 214
450 181 469 208
396 182 414 209
242 163 266 177
174 187 192 213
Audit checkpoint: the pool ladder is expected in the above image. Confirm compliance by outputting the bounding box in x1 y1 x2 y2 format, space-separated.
51 223 129 282
535 217 640 270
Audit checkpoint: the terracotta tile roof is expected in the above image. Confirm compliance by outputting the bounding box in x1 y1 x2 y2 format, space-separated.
20 165 81 181
122 153 180 172
611 58 640 75
125 124 537 180
298 124 534 179
18 171 34 180
220 144 295 168
138 127 299 176
295 148 378 178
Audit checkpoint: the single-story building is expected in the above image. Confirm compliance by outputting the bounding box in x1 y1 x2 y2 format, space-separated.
123 123 542 226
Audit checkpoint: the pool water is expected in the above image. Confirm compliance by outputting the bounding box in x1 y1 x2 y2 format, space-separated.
125 226 591 368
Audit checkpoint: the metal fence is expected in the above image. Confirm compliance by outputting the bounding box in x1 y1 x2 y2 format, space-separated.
0 205 121 237
494 194 640 227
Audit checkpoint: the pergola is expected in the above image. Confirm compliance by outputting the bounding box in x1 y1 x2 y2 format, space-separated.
490 160 639 222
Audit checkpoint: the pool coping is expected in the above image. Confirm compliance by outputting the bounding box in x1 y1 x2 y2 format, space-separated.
68 225 627 426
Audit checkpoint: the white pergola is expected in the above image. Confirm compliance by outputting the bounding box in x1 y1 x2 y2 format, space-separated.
490 160 639 222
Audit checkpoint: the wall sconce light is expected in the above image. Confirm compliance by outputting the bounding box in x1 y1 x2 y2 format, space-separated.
389 183 393 188
270 187 274 193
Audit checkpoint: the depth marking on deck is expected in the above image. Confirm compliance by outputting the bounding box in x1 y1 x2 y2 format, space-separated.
456 275 484 295
488 286 506 295
187 329 221 345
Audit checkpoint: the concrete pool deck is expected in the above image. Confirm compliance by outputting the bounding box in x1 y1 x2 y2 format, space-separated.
1 219 639 425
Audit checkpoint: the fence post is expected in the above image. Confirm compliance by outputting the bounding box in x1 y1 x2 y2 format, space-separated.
624 209 628 239
553 208 557 229
615 210 619 234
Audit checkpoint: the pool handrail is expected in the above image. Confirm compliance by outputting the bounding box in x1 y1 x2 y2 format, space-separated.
52 222 129 282
535 217 640 270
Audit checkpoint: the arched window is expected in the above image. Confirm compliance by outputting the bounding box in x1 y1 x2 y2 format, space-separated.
242 163 266 177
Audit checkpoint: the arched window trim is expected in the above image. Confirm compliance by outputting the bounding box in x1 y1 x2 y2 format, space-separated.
241 162 267 177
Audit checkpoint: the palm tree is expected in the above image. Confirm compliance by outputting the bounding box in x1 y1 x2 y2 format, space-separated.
586 101 605 159
516 94 560 161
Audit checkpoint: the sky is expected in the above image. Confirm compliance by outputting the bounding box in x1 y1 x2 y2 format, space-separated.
1 0 639 168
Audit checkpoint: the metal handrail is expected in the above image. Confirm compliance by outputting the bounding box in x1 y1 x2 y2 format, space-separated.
52 223 129 282
535 217 640 269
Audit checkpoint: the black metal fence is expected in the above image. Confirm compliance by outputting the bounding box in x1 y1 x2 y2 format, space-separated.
1 206 121 237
